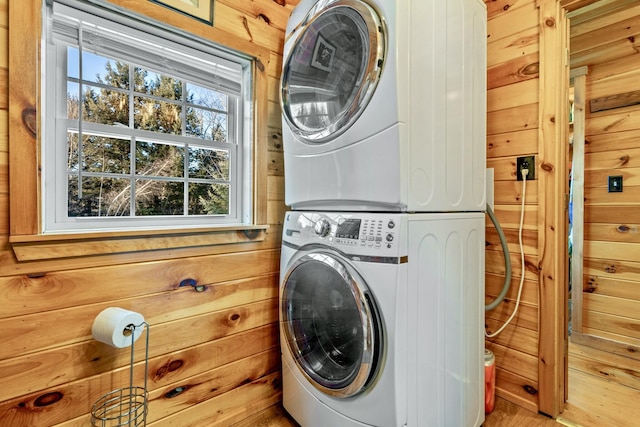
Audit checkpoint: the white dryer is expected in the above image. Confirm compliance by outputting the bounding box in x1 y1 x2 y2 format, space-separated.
280 211 485 426
280 0 487 212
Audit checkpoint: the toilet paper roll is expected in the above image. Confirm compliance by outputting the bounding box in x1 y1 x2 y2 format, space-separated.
92 307 145 348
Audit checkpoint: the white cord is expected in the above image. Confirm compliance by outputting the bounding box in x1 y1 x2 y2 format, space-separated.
485 168 528 338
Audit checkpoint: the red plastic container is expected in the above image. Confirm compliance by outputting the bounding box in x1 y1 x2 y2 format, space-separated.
484 349 496 414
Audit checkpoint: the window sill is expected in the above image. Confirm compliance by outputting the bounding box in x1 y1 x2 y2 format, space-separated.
9 225 269 262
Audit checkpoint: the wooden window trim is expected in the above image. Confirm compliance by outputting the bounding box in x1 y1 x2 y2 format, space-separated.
8 0 271 261
9 225 269 261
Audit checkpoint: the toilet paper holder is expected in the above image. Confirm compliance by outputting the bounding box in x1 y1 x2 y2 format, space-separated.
91 321 150 427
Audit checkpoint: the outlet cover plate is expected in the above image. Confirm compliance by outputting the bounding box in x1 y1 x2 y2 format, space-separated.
516 156 535 181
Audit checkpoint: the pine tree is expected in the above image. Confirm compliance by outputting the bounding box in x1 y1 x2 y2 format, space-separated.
68 55 230 217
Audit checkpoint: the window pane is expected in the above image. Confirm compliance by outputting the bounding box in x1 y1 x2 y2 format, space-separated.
188 147 229 180
189 183 229 215
186 82 227 111
68 176 132 217
67 46 79 79
135 180 184 215
47 1 251 231
67 132 79 172
186 107 228 142
134 96 182 134
136 141 184 177
67 81 80 119
82 51 130 89
135 68 183 101
83 85 129 126
82 134 131 174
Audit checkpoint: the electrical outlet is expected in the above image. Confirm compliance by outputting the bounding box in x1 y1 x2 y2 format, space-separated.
516 156 535 181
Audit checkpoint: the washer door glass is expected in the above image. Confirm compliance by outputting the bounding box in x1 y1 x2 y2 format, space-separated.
281 0 385 143
281 252 382 398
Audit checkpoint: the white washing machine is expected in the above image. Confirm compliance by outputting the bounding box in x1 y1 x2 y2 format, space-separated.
280 0 487 212
280 211 485 426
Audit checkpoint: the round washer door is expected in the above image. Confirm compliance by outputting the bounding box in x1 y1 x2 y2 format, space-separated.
281 252 382 398
280 0 386 143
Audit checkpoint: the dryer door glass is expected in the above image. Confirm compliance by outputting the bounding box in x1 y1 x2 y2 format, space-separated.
281 252 381 398
281 1 385 143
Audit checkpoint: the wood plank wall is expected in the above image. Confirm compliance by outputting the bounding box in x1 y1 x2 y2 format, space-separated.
485 0 544 413
578 30 640 349
0 0 297 425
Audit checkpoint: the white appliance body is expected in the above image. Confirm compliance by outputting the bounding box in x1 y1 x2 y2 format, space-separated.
281 0 487 212
280 211 485 427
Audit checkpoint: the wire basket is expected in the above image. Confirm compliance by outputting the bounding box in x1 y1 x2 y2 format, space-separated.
91 386 147 427
92 322 149 427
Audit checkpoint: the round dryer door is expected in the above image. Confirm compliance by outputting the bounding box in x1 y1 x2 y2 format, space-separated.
280 0 386 143
281 252 383 398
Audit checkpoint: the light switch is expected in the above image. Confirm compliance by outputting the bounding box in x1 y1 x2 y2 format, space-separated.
608 176 623 193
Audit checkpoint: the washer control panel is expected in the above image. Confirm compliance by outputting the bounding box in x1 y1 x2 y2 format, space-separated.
333 216 397 249
284 212 402 253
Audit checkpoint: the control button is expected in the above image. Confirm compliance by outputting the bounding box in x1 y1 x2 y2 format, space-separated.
386 233 394 242
388 220 395 229
314 219 331 237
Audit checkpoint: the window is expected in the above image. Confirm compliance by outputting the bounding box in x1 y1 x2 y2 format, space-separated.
43 1 253 233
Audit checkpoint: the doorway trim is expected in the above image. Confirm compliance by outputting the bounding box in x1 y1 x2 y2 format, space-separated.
537 0 570 417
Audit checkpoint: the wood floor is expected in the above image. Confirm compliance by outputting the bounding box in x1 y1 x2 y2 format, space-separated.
557 341 640 427
234 341 640 427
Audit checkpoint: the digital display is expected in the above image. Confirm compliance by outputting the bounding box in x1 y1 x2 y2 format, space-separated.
336 219 361 239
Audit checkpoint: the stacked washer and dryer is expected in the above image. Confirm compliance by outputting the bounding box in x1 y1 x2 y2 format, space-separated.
278 1 487 426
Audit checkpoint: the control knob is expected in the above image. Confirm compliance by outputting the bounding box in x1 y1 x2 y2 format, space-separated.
314 219 331 237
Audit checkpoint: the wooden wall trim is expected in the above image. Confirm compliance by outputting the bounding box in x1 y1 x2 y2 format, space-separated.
536 0 569 417
8 0 40 236
254 58 269 225
10 227 268 261
559 0 599 13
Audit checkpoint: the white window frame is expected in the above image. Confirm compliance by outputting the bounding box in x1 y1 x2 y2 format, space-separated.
42 0 253 234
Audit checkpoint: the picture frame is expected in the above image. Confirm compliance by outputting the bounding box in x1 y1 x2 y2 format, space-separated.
149 0 214 26
311 34 335 72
